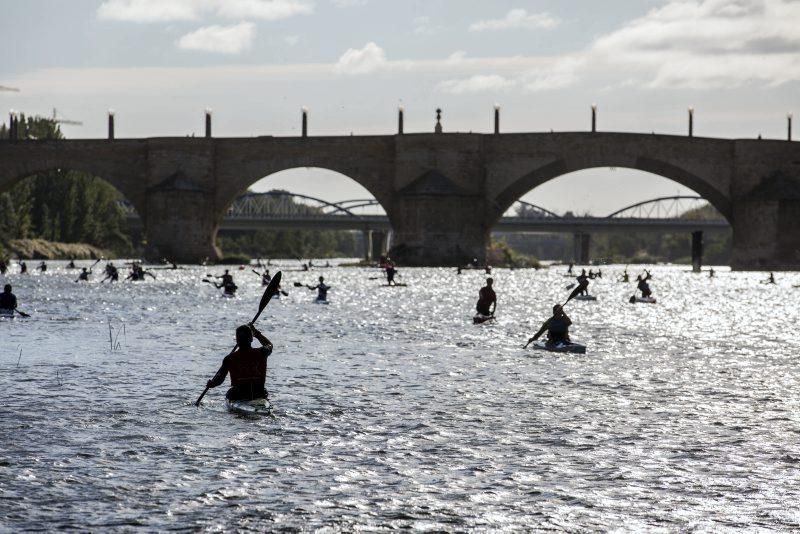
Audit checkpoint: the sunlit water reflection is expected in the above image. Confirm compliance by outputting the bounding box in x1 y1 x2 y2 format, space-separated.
2 262 800 530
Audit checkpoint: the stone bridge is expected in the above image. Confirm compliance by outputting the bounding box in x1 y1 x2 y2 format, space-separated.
1 132 799 269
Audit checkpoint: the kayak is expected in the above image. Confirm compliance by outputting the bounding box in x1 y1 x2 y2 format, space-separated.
473 313 495 324
226 397 272 416
382 283 407 287
530 340 586 354
574 295 597 301
0 308 14 319
630 296 657 304
315 299 330 305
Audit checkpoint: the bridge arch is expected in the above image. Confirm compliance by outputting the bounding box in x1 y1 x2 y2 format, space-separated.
217 166 393 227
491 160 732 225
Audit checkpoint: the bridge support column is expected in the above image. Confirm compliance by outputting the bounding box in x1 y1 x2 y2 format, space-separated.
691 230 703 272
143 188 221 264
731 198 800 270
372 231 388 261
389 196 488 266
362 230 373 262
573 233 590 264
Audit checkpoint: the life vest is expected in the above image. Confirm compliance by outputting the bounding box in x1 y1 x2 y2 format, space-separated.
227 347 267 387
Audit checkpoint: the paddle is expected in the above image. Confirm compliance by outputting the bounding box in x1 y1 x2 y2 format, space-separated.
523 279 588 348
195 271 282 407
14 309 30 318
293 282 303 287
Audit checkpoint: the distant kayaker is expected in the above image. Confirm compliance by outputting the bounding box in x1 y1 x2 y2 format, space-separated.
636 273 653 298
567 262 574 275
0 284 18 314
102 263 119 283
385 261 398 285
619 269 629 283
485 265 492 275
216 270 234 286
476 277 496 317
307 276 329 301
205 324 273 402
709 267 715 278
762 272 776 284
67 257 76 269
457 266 462 275
261 269 272 286
75 268 91 282
19 261 27 274
38 261 47 272
0 259 7 275
576 270 589 296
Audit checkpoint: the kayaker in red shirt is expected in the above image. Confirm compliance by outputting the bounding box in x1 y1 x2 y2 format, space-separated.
206 324 273 401
476 277 496 317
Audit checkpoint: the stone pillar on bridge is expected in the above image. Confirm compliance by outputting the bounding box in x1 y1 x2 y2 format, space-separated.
372 231 388 262
388 171 488 266
691 230 703 272
573 233 591 264
362 230 373 262
143 170 222 264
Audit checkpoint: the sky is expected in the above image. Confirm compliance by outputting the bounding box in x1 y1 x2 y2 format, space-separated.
1 0 798 215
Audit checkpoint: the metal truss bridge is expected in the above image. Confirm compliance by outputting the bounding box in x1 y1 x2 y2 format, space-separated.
123 192 730 234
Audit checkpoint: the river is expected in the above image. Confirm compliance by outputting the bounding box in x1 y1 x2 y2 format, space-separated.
1 261 799 530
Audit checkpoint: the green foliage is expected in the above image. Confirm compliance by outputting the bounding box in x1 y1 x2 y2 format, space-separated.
218 228 360 259
0 115 133 255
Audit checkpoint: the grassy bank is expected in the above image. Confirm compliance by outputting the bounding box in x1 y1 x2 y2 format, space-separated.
3 239 108 260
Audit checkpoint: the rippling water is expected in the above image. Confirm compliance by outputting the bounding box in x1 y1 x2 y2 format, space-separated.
2 261 800 530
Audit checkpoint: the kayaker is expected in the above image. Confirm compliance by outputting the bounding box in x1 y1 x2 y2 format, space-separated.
709 267 715 278
485 265 492 275
385 261 398 285
205 324 273 401
576 270 589 296
636 273 653 298
0 259 7 275
75 267 90 282
457 266 462 275
762 272 776 284
476 277 496 317
307 276 329 301
619 269 629 283
67 257 76 269
20 261 27 274
0 284 18 314
261 269 272 286
215 269 234 286
546 304 572 346
214 280 237 295
102 263 119 283
38 261 47 272
567 262 574 275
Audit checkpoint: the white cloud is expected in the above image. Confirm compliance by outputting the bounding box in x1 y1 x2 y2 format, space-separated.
436 74 517 94
590 0 800 88
469 9 559 32
97 0 313 23
177 22 256 54
413 15 443 35
522 57 583 91
284 35 301 46
216 0 314 20
331 0 367 6
335 42 388 74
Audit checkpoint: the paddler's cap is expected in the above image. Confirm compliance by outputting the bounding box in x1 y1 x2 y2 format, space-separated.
236 324 253 345
3 284 10 292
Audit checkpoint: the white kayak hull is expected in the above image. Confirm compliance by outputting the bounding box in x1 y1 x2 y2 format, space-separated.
631 296 657 304
226 398 272 416
530 340 586 354
574 295 597 301
473 314 495 324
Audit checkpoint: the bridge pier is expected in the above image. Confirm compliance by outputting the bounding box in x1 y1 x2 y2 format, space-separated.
389 195 488 266
573 233 591 264
143 177 222 264
731 196 800 270
691 230 703 272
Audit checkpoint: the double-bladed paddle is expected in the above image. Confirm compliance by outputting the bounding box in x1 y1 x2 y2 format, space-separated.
523 279 588 348
195 271 282 407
